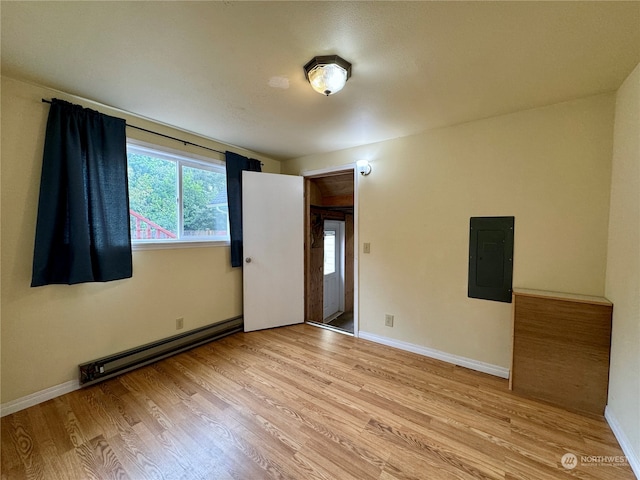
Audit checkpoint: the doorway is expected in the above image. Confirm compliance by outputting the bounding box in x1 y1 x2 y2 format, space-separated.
303 168 357 335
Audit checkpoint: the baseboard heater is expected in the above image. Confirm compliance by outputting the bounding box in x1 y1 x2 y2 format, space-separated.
79 316 243 387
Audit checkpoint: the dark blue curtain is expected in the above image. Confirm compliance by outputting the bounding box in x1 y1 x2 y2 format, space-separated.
31 99 132 287
225 151 261 267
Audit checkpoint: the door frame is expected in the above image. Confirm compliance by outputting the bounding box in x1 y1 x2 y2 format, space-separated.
302 163 360 337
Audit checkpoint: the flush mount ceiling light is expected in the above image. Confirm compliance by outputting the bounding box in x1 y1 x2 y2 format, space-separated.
303 55 352 96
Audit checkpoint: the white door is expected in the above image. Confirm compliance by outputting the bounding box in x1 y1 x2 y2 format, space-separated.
242 171 304 332
323 220 344 321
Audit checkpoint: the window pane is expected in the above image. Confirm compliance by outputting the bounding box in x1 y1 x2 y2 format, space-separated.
182 165 228 239
127 153 178 240
324 231 336 275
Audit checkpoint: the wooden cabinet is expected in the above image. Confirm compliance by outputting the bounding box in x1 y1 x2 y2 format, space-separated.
510 288 613 415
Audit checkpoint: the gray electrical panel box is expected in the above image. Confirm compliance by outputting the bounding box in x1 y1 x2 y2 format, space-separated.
468 216 514 303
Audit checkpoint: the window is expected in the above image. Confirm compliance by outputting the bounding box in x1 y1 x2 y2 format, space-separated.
323 230 336 275
127 143 228 245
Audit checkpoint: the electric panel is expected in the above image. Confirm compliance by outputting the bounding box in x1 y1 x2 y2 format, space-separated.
468 216 514 303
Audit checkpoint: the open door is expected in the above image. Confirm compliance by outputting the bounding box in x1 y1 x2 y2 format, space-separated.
242 171 304 332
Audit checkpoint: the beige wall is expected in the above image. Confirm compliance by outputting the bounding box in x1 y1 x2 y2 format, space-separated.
0 76 280 403
284 94 615 369
606 63 640 464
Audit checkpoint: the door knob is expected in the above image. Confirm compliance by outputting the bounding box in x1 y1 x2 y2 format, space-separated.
245 257 252 263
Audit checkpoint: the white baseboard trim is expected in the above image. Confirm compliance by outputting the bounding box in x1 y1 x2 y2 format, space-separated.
605 405 640 479
1 379 80 417
358 331 510 379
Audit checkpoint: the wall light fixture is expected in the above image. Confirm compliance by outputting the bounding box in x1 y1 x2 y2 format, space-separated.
356 160 371 176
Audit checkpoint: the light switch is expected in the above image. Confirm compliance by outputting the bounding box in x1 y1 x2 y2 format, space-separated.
363 243 371 254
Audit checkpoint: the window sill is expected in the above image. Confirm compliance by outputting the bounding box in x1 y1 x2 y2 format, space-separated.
132 240 230 251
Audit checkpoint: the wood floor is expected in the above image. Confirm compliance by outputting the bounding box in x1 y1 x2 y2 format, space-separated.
1 324 634 480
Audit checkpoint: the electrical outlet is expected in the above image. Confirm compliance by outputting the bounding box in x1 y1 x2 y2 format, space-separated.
385 314 394 327
363 242 371 254
176 318 184 330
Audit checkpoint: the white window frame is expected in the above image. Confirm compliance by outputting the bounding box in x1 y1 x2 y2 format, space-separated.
127 139 229 250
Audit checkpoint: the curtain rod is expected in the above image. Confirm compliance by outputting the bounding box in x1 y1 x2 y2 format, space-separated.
41 98 248 160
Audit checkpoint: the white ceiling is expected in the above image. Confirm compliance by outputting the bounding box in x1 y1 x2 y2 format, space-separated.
2 1 639 160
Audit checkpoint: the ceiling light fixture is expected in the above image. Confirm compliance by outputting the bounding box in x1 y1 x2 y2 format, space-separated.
303 55 352 96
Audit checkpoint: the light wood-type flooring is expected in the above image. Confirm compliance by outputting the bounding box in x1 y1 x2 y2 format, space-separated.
1 324 634 479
